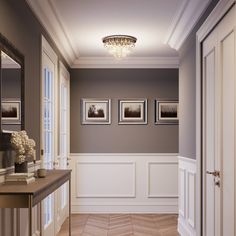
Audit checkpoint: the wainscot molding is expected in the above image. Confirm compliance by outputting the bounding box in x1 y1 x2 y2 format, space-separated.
69 153 178 213
147 161 178 198
178 156 196 236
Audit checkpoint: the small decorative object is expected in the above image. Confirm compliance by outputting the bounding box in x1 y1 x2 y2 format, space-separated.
119 99 147 124
2 99 21 124
37 168 47 178
10 130 36 173
155 99 179 124
102 35 137 58
5 173 35 185
81 99 111 124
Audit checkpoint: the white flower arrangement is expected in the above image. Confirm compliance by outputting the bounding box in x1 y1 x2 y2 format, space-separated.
10 130 36 164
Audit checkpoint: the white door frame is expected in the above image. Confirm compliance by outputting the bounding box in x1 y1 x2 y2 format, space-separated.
196 0 235 235
56 61 70 233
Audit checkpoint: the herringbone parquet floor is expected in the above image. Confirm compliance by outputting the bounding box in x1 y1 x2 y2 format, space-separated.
57 214 179 236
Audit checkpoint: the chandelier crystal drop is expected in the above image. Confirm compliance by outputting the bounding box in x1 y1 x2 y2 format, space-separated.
102 35 137 58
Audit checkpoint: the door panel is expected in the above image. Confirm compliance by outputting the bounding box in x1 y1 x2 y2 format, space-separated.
202 6 236 236
203 34 219 236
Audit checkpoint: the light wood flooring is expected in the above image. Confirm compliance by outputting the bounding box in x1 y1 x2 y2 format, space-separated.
57 214 179 236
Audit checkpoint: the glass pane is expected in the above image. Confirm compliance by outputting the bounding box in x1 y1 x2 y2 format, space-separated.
61 183 67 209
43 194 53 227
43 65 54 228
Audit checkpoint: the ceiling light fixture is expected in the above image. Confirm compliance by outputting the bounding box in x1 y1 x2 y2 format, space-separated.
102 35 137 58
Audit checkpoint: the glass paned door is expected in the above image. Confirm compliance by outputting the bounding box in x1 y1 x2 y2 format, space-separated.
43 67 54 169
43 66 54 231
41 36 58 236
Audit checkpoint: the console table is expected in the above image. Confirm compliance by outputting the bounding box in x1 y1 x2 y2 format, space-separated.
0 169 72 236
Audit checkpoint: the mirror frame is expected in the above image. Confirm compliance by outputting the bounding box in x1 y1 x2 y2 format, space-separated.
0 33 25 132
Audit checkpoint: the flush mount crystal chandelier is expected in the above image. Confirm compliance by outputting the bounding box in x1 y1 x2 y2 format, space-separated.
102 35 137 58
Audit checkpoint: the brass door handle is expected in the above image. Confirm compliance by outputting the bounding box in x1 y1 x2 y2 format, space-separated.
206 170 220 177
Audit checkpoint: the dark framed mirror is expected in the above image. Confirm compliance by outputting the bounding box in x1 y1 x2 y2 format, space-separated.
0 33 25 169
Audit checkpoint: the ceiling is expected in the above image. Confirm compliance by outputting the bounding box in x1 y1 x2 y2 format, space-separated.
26 0 212 68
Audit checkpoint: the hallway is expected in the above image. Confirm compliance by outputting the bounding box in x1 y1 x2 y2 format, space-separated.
57 214 179 236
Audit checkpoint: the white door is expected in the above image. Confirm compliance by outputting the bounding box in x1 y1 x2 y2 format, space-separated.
202 6 235 236
55 62 70 233
41 36 58 236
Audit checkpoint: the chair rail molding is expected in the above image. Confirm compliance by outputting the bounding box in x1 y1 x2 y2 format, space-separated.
178 156 196 236
69 153 178 213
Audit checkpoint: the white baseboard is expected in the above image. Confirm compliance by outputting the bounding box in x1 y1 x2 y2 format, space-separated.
69 153 179 213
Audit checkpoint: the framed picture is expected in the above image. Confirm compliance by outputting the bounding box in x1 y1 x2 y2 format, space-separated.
155 99 179 124
119 99 147 124
1 100 21 124
81 99 111 124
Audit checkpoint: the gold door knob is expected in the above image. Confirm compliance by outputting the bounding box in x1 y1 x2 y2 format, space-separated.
206 170 220 177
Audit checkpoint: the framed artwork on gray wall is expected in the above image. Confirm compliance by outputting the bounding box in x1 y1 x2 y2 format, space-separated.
1 99 21 124
81 98 111 124
155 99 179 124
119 99 147 124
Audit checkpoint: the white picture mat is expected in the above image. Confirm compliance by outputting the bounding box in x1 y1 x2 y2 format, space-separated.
158 102 179 120
121 102 144 121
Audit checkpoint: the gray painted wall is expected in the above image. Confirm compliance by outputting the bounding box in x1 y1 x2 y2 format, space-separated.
179 0 219 159
70 69 179 153
2 69 21 98
0 0 68 162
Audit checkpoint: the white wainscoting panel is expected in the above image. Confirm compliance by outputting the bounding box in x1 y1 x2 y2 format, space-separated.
178 156 196 236
148 162 178 198
76 162 136 198
70 153 178 213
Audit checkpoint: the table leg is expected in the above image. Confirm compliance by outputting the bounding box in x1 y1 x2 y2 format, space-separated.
28 195 33 236
69 178 71 236
39 202 42 236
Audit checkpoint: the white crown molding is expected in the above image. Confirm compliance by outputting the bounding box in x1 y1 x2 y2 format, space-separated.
71 57 179 69
166 0 212 50
26 0 76 66
197 0 235 41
